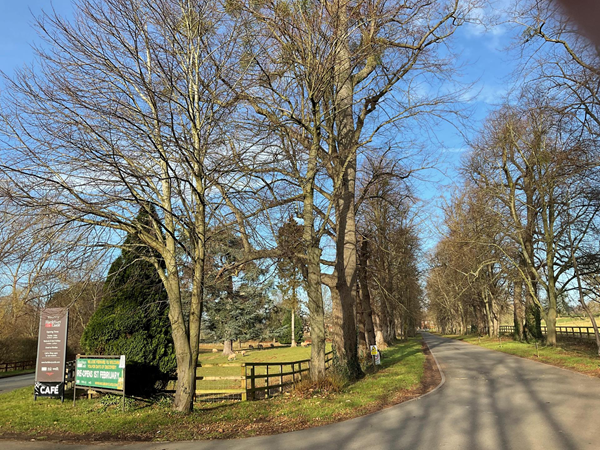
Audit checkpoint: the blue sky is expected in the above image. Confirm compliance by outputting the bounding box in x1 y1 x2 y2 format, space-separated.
0 0 521 251
0 1 74 76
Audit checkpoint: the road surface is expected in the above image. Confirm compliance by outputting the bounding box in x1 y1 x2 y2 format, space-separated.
0 373 34 394
3 333 600 449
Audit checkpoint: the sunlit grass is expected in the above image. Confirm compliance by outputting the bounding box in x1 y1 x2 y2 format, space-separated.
0 339 426 441
500 316 600 327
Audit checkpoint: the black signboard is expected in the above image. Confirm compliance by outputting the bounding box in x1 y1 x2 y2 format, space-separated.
34 308 69 401
34 381 64 397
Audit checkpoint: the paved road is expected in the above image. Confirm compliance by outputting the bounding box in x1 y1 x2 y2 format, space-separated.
4 333 600 449
0 373 34 394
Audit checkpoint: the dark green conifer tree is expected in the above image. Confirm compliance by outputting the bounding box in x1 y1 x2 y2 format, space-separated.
81 208 175 392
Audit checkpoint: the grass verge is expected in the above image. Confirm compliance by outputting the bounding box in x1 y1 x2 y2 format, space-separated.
0 338 435 442
448 334 600 378
0 370 34 379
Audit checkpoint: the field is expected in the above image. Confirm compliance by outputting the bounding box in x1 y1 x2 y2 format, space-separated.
0 339 431 442
197 342 326 364
501 315 600 327
549 316 600 327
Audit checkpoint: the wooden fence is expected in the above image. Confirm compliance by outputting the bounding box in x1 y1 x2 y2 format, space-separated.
499 325 598 340
195 351 334 401
0 360 35 373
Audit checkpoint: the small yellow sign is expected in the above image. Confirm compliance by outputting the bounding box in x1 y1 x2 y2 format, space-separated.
370 345 378 356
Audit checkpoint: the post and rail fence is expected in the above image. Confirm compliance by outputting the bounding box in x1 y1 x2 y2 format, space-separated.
0 360 36 373
194 351 334 402
499 325 598 340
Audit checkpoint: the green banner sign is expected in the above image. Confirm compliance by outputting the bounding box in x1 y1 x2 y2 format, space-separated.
75 357 124 391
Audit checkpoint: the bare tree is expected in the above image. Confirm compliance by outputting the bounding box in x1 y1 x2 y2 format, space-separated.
426 183 509 337
516 0 600 135
0 191 109 360
466 96 598 345
0 0 241 412
227 0 475 379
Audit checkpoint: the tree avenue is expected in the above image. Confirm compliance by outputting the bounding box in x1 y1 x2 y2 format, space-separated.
226 0 471 380
0 0 470 413
426 1 600 354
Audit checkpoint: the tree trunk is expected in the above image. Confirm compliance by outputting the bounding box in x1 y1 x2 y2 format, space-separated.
162 242 196 413
186 205 204 411
372 298 386 348
513 280 524 340
383 296 397 345
581 300 600 357
358 237 376 348
334 197 362 379
291 305 297 347
331 0 362 381
223 339 234 356
307 246 325 379
575 286 600 356
380 250 398 345
329 284 344 359
524 293 542 341
173 347 195 412
484 296 492 337
521 247 542 341
406 297 417 338
546 274 558 346
356 283 367 359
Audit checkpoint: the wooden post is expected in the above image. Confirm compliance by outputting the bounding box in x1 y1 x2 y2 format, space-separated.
122 360 126 413
279 364 283 394
73 355 78 407
250 365 255 401
291 363 295 385
241 364 247 401
265 365 269 398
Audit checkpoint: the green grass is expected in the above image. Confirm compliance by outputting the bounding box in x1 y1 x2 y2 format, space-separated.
0 369 34 379
549 317 600 327
198 343 330 364
449 335 600 377
195 344 333 391
0 339 426 442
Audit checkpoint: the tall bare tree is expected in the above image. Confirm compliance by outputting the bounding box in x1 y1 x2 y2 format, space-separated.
227 0 474 379
0 0 241 412
466 96 598 345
